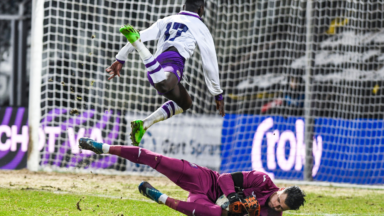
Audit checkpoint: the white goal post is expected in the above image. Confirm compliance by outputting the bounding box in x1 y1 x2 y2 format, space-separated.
28 0 44 172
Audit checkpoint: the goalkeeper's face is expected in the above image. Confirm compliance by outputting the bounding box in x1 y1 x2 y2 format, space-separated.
268 188 290 212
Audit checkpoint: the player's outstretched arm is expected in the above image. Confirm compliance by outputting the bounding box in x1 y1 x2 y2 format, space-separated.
106 60 123 80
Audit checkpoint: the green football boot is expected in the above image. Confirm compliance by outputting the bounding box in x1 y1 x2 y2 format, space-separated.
119 25 140 44
130 120 146 146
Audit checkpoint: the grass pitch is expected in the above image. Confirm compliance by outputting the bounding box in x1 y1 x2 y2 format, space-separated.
0 170 384 215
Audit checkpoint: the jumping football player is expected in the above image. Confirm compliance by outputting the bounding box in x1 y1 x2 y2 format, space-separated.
79 138 306 216
106 0 225 146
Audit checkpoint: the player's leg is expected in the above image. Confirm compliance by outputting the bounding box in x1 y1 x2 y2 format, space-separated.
131 75 192 146
79 140 183 183
138 184 224 216
79 141 209 192
120 25 167 84
141 81 192 130
120 25 190 145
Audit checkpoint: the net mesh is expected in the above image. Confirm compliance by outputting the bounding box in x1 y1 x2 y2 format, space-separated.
38 0 384 183
38 0 221 174
220 0 384 184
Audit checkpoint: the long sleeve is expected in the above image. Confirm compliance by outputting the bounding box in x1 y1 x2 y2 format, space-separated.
116 20 163 62
196 29 223 96
242 171 279 207
217 173 236 196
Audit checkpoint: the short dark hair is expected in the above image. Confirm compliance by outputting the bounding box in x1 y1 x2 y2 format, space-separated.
283 186 306 210
185 0 204 12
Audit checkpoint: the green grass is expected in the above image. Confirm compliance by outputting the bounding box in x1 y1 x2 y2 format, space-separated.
2 186 384 216
1 169 384 215
290 188 384 215
0 187 183 216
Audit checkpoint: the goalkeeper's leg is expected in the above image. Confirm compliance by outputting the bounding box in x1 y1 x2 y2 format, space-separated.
139 182 224 216
78 142 229 215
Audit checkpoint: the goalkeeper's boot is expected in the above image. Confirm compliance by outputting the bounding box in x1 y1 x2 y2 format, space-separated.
138 181 163 204
130 120 146 146
78 138 103 154
119 25 140 44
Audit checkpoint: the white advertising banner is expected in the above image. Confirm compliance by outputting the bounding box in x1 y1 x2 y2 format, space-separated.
125 113 223 173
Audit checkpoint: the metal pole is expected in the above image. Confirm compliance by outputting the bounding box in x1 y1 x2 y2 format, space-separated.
11 19 19 106
18 2 28 106
304 0 314 181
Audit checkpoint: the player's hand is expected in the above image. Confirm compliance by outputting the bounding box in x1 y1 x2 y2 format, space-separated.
227 193 245 214
106 61 123 80
215 99 225 117
241 196 260 216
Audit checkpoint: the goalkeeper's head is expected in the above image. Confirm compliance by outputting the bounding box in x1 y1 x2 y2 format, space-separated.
183 0 205 17
268 185 306 212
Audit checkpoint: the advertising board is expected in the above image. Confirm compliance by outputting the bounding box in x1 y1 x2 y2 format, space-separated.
221 114 384 184
125 114 222 172
0 107 28 169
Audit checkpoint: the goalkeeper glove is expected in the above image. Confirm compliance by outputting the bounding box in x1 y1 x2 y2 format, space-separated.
241 196 261 216
227 193 245 214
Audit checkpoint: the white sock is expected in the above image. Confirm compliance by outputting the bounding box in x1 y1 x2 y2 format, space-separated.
143 56 167 83
143 107 167 130
132 40 152 61
102 144 110 154
132 40 166 83
143 101 183 130
158 194 168 204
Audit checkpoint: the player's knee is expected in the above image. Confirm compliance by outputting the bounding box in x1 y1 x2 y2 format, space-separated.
181 99 192 111
154 81 172 94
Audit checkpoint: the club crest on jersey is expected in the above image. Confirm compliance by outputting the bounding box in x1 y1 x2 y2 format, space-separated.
189 162 198 169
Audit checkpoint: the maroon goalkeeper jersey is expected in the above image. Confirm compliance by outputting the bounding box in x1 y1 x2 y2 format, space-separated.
217 170 282 216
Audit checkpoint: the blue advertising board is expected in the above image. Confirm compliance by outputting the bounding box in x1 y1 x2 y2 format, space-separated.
221 114 384 184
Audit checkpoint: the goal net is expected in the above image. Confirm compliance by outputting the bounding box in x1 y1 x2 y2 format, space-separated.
32 0 384 184
34 0 222 174
219 0 384 184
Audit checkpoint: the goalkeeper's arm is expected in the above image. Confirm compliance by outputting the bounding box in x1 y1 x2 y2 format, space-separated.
217 173 245 214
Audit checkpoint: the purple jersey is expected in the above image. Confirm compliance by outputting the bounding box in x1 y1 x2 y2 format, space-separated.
217 171 282 216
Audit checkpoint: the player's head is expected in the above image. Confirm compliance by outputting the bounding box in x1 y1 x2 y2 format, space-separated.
268 186 306 212
183 0 205 17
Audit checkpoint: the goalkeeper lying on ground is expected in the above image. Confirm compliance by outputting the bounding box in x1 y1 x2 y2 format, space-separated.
79 138 305 216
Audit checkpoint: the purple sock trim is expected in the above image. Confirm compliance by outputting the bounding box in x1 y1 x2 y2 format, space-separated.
148 65 163 74
169 101 176 115
215 94 223 101
162 104 171 118
145 59 157 68
116 59 125 65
